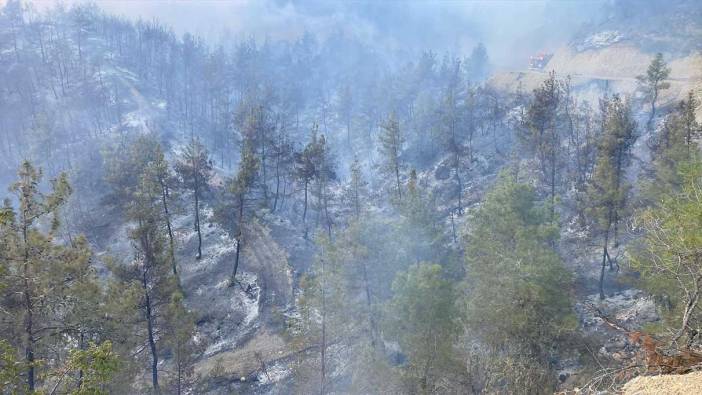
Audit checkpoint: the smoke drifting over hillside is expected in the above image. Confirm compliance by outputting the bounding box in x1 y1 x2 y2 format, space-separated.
25 0 608 67
2 0 701 393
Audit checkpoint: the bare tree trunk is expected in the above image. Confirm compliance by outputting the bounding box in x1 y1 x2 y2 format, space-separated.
21 220 36 392
361 261 379 349
550 145 557 221
320 258 327 395
395 164 402 201
303 180 309 222
323 185 332 240
194 184 202 260
143 275 160 394
612 148 625 250
675 276 701 345
353 182 360 218
231 194 245 284
455 160 463 214
599 224 611 300
160 182 177 278
273 152 281 212
450 210 457 244
176 357 182 395
647 89 658 131
23 277 36 392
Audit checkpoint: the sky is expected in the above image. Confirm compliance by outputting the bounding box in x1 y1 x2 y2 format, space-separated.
14 0 609 68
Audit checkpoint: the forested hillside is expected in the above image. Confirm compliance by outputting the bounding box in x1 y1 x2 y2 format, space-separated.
1 0 701 394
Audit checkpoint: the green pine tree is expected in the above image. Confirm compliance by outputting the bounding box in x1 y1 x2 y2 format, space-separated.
587 95 637 299
175 137 213 260
384 263 462 393
464 171 575 393
629 160 702 348
637 52 671 131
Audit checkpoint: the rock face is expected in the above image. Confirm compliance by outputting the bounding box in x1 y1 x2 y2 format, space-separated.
622 371 702 394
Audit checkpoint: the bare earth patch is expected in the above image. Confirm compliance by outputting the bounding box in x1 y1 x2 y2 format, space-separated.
622 371 702 394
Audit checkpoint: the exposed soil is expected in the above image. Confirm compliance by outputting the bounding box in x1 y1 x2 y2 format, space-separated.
622 371 702 394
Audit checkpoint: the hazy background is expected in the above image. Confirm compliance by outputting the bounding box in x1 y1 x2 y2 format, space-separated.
16 0 610 68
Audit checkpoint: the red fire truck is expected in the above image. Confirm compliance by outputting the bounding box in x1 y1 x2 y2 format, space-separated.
529 52 553 70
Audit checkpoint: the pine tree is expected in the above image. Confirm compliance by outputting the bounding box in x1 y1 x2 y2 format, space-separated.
646 92 701 198
630 160 702 347
0 339 26 393
271 123 294 212
522 72 562 220
295 124 321 223
114 175 178 394
465 42 489 81
0 161 103 392
587 95 637 299
347 157 367 218
637 52 670 131
464 85 479 163
238 104 274 205
464 171 574 392
311 133 336 239
295 125 335 237
164 292 201 394
103 135 163 210
144 145 179 281
60 341 120 395
384 263 462 393
291 237 349 395
379 112 404 202
229 141 259 284
679 91 701 151
436 84 466 213
105 136 181 283
399 169 445 265
175 137 213 260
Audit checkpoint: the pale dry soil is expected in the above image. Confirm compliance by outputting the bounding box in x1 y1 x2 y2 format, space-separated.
622 371 702 394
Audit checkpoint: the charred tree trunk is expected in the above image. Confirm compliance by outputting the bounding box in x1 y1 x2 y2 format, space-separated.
194 182 202 260
160 181 177 278
320 258 327 395
647 88 659 131
231 194 245 284
599 216 612 300
303 180 309 222
23 276 35 392
361 260 379 349
21 220 36 392
395 164 402 201
273 152 281 212
143 281 160 394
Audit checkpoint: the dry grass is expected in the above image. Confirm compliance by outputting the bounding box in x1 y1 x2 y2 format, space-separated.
622 371 702 394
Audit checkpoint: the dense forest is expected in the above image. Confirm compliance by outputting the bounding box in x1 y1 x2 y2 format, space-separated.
1 0 701 393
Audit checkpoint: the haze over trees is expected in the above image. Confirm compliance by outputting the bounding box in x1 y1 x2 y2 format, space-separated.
0 0 701 393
